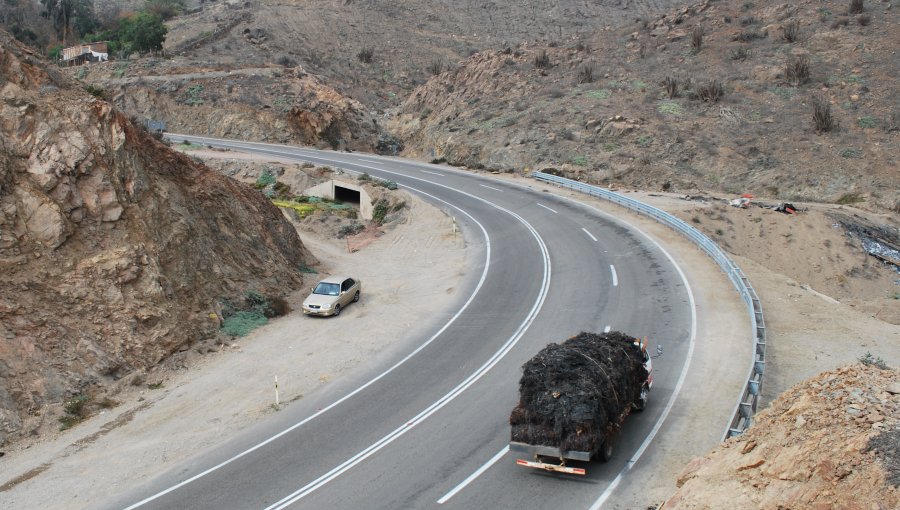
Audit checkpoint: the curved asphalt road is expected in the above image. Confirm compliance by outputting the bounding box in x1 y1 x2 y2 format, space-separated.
102 136 695 510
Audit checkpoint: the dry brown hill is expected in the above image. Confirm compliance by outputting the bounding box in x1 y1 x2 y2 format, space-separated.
392 0 899 213
664 362 899 509
0 30 315 445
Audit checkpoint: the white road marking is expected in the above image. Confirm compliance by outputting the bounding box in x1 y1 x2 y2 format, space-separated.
610 264 618 287
421 170 444 176
479 184 503 192
582 228 598 242
536 203 557 214
604 325 611 333
436 446 509 504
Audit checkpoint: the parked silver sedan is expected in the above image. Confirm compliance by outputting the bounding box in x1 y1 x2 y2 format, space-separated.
302 276 361 317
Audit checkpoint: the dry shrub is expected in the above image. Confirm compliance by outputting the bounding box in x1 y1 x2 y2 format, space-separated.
695 80 724 102
857 14 871 26
578 65 594 84
428 60 443 76
691 26 704 52
831 16 850 29
534 50 551 69
848 0 864 14
785 54 810 86
664 75 678 98
782 20 800 42
356 47 374 63
813 96 837 133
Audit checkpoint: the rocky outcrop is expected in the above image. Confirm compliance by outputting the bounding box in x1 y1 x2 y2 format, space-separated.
665 363 900 509
0 31 315 444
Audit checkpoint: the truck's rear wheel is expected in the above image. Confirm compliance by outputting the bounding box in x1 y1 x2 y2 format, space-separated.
597 440 613 462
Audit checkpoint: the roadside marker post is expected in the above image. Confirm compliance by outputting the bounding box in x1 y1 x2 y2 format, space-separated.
275 376 280 408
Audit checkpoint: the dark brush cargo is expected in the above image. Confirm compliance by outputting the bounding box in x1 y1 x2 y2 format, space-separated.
509 331 653 474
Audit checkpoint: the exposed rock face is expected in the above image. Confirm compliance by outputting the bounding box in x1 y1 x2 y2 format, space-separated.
665 364 900 509
0 31 315 443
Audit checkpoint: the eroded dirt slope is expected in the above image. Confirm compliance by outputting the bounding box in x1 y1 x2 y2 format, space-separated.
0 30 315 445
665 363 900 509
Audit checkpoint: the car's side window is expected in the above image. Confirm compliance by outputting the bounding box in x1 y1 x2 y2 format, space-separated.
343 279 354 291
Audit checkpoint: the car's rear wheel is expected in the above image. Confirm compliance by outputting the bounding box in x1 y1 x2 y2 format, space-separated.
333 304 342 316
353 291 360 302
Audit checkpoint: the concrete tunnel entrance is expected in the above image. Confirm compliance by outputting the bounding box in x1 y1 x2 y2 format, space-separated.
303 179 374 220
334 183 361 207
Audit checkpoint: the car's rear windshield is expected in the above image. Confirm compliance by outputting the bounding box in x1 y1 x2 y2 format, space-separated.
313 283 340 296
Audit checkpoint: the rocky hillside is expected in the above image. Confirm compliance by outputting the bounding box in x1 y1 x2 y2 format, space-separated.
0 30 315 444
665 362 899 508
392 0 899 213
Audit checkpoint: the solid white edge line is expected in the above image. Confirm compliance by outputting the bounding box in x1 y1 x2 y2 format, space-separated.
437 446 509 504
610 264 618 287
121 181 493 510
479 184 503 192
581 227 598 242
536 203 558 213
603 325 611 333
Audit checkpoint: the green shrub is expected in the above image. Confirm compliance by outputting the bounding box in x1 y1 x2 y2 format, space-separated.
839 147 862 158
59 394 90 430
184 84 204 105
570 155 588 166
835 192 865 204
857 116 878 128
338 223 365 238
85 84 105 99
221 311 267 337
858 351 888 369
372 199 391 225
256 170 277 188
657 100 683 116
587 89 612 100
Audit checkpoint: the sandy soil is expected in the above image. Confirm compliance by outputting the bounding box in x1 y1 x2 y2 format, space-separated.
1 153 897 509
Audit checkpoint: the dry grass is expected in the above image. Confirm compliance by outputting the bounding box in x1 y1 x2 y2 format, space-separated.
848 0 864 14
534 50 551 69
695 80 724 102
813 96 837 134
357 47 374 64
782 20 800 42
785 55 810 86
664 75 678 98
691 26 705 52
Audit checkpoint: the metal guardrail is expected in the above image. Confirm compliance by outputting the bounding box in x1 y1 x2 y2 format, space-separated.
532 172 765 440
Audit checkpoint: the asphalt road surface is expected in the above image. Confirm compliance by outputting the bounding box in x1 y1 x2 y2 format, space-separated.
102 136 696 510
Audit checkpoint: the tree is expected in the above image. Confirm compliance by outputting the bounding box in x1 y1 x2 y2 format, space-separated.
119 12 167 55
40 0 93 44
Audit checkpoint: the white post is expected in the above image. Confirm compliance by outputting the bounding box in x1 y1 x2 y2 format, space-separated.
274 376 280 408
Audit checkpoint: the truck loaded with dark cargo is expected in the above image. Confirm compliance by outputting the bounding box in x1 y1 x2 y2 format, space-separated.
509 331 652 475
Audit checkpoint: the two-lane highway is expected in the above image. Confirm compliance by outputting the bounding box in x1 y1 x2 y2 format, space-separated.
103 136 695 510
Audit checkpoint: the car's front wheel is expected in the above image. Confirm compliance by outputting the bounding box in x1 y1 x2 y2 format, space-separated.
333 304 342 316
353 291 360 302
